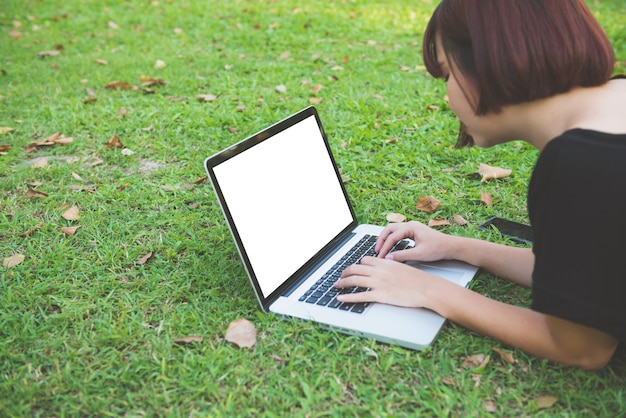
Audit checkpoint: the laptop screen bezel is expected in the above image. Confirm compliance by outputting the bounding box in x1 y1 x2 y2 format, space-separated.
204 106 359 311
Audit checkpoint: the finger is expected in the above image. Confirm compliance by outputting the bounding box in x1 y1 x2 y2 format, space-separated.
334 275 376 289
336 290 377 304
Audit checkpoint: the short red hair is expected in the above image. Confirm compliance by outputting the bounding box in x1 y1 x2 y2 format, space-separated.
423 0 615 144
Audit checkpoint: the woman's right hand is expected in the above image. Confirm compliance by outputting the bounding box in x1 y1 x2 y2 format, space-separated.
376 221 457 262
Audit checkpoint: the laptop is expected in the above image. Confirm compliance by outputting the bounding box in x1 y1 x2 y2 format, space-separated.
204 106 478 350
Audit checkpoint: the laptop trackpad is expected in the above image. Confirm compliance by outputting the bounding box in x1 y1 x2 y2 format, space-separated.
403 260 466 285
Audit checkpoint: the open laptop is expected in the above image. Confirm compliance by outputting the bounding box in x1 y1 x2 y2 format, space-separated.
204 106 478 350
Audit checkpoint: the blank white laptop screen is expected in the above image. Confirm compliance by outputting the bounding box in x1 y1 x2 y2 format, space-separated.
212 115 354 298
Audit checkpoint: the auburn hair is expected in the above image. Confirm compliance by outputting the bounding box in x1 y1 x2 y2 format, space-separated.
423 0 616 146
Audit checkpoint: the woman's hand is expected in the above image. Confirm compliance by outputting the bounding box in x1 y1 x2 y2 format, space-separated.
334 256 442 308
376 221 455 262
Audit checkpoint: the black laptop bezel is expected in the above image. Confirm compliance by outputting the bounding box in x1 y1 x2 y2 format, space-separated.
204 106 359 311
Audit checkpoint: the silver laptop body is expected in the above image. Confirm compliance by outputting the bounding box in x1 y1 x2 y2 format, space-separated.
204 106 478 350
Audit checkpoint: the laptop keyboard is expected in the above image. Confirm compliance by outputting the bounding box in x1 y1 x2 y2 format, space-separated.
298 235 412 314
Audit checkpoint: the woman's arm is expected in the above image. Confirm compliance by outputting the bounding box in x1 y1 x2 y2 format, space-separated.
375 221 534 286
336 257 618 369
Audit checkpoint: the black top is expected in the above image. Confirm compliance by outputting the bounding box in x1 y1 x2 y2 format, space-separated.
528 129 626 343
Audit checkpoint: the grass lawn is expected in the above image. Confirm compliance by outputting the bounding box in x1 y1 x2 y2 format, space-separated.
1 0 625 416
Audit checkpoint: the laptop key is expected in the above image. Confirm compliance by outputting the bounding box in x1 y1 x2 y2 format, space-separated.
328 298 342 309
316 296 332 306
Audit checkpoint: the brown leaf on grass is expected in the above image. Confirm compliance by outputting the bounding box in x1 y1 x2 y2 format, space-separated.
8 30 22 40
311 83 323 94
25 188 48 198
484 401 497 413
31 157 48 169
492 347 516 364
61 205 80 221
28 132 73 149
37 50 60 57
452 214 468 226
535 395 559 410
21 221 44 237
386 213 407 223
225 318 257 348
95 59 108 66
105 80 135 91
105 135 124 149
479 163 512 182
415 195 441 213
197 94 217 102
480 192 493 207
139 75 166 87
174 336 204 344
0 127 15 135
462 353 490 369
60 225 81 236
83 97 97 104
3 254 25 268
136 252 153 265
428 218 450 227
275 84 287 94
385 138 398 144
309 97 323 105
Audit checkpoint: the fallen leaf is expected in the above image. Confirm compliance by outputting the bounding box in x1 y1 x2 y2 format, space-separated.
118 108 128 117
0 127 15 135
428 218 450 227
83 97 97 104
105 80 135 91
479 163 512 182
3 254 25 268
61 205 80 221
31 157 48 169
452 214 468 226
136 252 153 265
484 401 497 413
174 336 204 344
535 395 559 410
225 318 257 348
492 347 515 364
275 84 287 94
54 136 73 145
25 188 48 198
441 377 455 386
21 222 44 237
154 59 166 68
386 213 406 223
37 50 60 57
60 225 81 236
139 75 166 86
480 192 493 207
121 148 134 156
415 195 441 213
95 59 108 65
108 21 119 30
197 94 217 102
462 353 490 369
385 138 398 144
311 83 323 94
8 30 22 40
105 135 124 149
71 172 83 181
309 97 323 104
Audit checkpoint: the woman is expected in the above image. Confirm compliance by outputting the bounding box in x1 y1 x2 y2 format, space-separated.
334 0 625 370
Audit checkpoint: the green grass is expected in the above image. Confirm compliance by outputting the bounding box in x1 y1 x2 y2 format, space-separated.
1 0 625 416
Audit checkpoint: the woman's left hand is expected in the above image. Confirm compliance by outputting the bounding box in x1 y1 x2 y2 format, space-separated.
334 256 441 309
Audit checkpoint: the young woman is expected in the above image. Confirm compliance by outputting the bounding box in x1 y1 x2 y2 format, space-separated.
334 0 626 370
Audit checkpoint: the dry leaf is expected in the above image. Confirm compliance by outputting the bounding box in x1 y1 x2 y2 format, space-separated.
275 84 287 94
225 318 257 348
492 347 515 364
136 252 153 265
484 401 497 413
95 59 108 65
61 205 80 221
386 213 406 223
415 195 441 214
428 218 450 227
309 97 323 104
105 135 124 149
71 172 83 181
37 50 60 57
385 138 398 144
121 148 134 156
480 192 493 207
154 59 166 68
311 83 323 94
60 225 81 236
197 94 217 102
25 188 48 198
108 21 119 29
479 163 512 182
105 80 135 91
0 127 15 135
462 353 490 369
83 97 97 104
3 254 25 268
31 157 48 169
140 75 166 87
21 222 44 237
535 395 559 410
452 214 468 226
8 30 22 40
174 336 203 344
